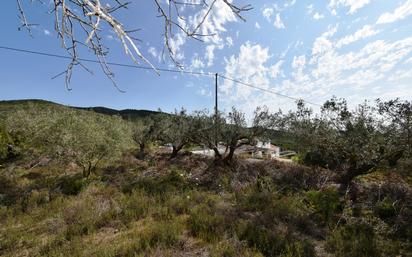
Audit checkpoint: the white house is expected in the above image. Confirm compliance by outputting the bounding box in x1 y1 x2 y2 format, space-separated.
254 139 280 159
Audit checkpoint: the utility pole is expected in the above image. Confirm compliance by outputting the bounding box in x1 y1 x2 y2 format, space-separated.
215 73 218 148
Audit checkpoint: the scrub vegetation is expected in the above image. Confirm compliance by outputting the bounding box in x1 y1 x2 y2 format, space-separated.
0 99 411 257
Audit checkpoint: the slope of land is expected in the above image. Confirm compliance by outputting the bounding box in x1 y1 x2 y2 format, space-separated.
0 100 411 257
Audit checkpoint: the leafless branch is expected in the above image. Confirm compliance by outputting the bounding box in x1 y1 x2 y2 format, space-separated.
16 0 251 89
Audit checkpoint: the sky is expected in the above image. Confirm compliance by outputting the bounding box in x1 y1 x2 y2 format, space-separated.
1 0 412 117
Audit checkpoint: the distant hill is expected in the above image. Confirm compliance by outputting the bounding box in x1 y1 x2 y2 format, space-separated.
0 99 160 120
75 106 159 120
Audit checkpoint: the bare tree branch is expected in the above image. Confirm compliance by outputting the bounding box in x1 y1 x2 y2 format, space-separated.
16 0 251 89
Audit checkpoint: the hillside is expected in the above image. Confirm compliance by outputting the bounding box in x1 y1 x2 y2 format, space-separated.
0 100 411 257
0 99 159 120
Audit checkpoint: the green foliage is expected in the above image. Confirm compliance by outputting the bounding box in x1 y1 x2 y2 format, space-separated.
120 189 155 223
282 98 412 183
58 175 88 195
124 169 191 197
0 122 11 161
188 203 225 242
5 105 132 177
135 219 183 251
374 197 396 220
306 188 341 225
1 99 411 257
240 223 315 257
327 222 379 257
158 109 191 158
63 184 121 239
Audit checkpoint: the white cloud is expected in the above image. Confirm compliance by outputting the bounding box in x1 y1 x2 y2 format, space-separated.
387 68 412 82
262 7 274 21
43 29 50 36
311 34 412 91
169 33 186 61
255 22 261 29
307 4 314 15
292 55 306 69
205 43 224 67
274 13 286 29
336 25 380 48
404 56 412 64
285 0 297 8
198 86 212 97
313 12 325 20
311 25 338 58
222 42 283 99
188 0 237 45
226 37 234 47
168 0 239 62
148 47 158 58
329 0 371 14
190 54 205 70
377 0 412 24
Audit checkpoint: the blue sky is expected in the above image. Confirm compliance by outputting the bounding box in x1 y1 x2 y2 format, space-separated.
1 0 412 116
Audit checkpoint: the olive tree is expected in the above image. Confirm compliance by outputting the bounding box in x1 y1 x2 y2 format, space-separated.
53 111 131 177
6 106 131 177
158 109 191 158
283 98 407 186
189 107 272 164
131 115 162 158
377 99 412 158
220 106 272 164
189 110 224 159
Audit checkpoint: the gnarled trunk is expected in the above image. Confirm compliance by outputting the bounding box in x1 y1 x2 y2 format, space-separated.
223 146 236 165
170 144 184 159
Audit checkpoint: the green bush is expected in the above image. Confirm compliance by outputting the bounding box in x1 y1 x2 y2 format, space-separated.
306 188 341 225
58 175 88 195
188 204 225 242
125 169 191 198
63 185 121 239
0 175 21 206
120 189 155 223
240 223 315 257
280 240 316 257
327 222 379 257
0 123 11 161
374 197 396 220
138 220 182 250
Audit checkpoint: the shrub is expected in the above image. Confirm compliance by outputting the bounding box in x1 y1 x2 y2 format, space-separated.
0 175 21 206
280 240 316 257
240 223 315 257
120 189 155 223
124 169 191 198
327 222 379 257
0 122 11 161
211 239 264 257
306 188 341 225
63 185 121 239
188 204 225 242
20 189 50 211
374 197 396 220
58 175 88 195
138 220 182 250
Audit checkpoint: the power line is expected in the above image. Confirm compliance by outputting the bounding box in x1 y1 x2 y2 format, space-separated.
0 45 321 107
218 74 322 107
0 46 213 76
